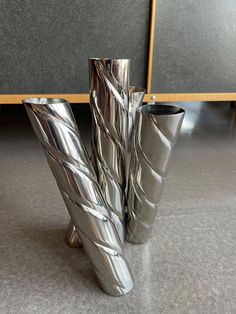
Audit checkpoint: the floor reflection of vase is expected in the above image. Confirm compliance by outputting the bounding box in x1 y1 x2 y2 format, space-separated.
23 97 134 296
65 220 81 248
126 104 185 243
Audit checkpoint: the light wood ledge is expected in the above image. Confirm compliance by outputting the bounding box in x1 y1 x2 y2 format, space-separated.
0 93 236 104
146 0 156 93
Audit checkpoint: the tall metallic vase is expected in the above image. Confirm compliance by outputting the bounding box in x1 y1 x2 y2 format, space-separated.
126 86 146 184
89 58 130 243
23 59 185 296
23 98 134 296
126 104 185 243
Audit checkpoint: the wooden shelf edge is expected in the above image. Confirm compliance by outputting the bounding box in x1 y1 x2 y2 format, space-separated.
0 94 89 104
146 0 156 93
0 93 236 104
143 93 236 102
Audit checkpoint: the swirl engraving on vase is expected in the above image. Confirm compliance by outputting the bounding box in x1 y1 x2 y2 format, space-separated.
126 105 185 243
23 98 134 296
89 59 130 240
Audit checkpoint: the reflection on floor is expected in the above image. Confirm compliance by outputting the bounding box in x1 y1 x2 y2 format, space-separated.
0 102 236 314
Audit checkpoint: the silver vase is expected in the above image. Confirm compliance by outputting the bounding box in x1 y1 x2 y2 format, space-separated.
126 104 185 243
23 97 134 296
126 87 146 187
65 86 145 249
128 86 146 147
89 58 130 243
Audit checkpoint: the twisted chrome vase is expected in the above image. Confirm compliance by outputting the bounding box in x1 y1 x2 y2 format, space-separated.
126 86 146 185
23 98 134 296
128 86 146 146
89 58 130 243
126 104 185 243
65 86 145 248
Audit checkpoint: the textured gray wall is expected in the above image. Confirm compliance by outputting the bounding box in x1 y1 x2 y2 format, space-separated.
0 0 150 93
152 0 236 93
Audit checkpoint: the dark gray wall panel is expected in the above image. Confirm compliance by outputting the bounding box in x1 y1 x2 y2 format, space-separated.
0 0 150 93
152 0 236 93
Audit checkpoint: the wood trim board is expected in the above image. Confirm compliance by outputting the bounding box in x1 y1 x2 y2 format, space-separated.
0 94 89 104
1 93 236 105
146 0 156 93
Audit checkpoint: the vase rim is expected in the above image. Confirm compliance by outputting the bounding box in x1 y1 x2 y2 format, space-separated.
89 57 130 62
139 103 185 116
22 97 68 106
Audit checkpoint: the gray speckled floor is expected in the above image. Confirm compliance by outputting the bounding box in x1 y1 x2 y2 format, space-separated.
0 102 236 314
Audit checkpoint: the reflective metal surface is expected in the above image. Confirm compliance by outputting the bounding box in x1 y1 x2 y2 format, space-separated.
23 98 134 296
126 104 185 243
126 87 145 187
89 58 130 242
65 220 81 248
2 101 236 312
128 87 146 146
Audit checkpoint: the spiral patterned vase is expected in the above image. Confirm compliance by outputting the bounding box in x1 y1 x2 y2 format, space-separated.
128 86 146 147
23 98 134 296
126 86 145 188
126 104 185 243
89 58 130 243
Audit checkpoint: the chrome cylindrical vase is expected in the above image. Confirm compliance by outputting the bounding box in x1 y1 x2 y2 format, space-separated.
89 58 130 242
128 86 146 147
126 104 185 243
23 98 134 296
126 87 145 186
